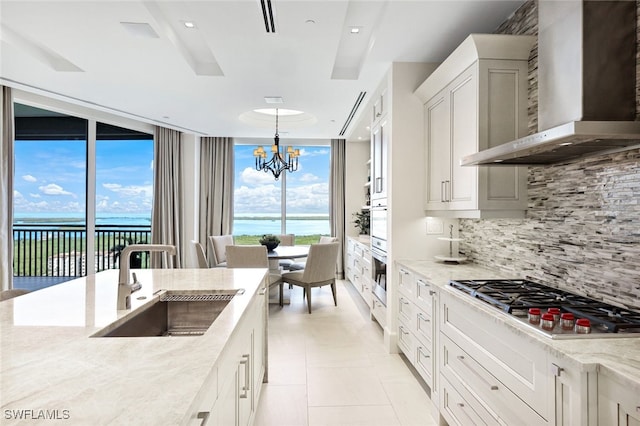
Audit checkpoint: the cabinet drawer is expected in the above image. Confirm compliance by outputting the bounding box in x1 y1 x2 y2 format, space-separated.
442 334 545 425
441 373 500 426
371 297 386 327
397 267 414 297
415 310 432 343
441 292 550 420
415 343 433 386
397 323 414 358
398 295 413 325
414 277 434 312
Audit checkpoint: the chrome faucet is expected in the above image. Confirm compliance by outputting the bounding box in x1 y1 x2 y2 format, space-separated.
117 244 177 310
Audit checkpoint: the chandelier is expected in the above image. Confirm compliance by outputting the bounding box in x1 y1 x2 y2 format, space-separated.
254 108 300 180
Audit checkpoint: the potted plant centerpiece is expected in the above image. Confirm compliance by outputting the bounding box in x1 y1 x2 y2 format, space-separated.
352 210 370 242
259 234 281 251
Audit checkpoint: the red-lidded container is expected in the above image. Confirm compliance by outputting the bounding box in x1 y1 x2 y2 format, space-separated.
547 307 561 323
575 318 591 334
541 313 555 330
528 308 541 324
560 313 575 330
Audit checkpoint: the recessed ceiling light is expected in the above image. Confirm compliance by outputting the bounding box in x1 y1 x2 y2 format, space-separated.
183 21 196 29
493 159 504 163
264 96 284 104
559 142 573 146
305 19 316 25
350 27 361 34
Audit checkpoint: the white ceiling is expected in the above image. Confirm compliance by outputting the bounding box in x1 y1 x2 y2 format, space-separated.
0 0 525 141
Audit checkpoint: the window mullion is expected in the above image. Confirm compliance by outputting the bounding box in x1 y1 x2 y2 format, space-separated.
86 120 96 275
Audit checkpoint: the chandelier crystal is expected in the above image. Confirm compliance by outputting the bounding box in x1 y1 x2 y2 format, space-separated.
254 108 300 180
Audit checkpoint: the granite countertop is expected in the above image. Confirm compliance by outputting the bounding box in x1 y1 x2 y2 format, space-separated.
396 259 640 392
0 268 268 425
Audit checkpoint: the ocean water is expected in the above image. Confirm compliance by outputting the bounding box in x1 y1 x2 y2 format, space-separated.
13 213 330 236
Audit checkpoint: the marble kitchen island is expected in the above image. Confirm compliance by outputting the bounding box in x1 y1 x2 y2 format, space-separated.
0 268 269 425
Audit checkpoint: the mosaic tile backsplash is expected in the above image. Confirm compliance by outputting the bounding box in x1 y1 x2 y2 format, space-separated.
458 0 640 310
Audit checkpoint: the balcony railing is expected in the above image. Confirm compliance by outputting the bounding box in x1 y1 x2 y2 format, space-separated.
13 224 152 278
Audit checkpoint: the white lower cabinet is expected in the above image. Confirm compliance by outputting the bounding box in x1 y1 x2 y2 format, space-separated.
395 263 637 426
185 284 267 426
395 266 437 395
598 372 640 426
346 237 373 308
440 291 549 425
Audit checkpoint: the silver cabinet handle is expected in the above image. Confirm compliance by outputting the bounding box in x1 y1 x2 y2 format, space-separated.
417 346 430 359
418 312 431 322
258 287 267 295
197 411 210 426
441 181 446 202
376 177 383 193
239 354 250 399
400 269 409 275
399 325 410 336
456 355 499 391
400 298 410 305
551 363 564 377
445 180 451 202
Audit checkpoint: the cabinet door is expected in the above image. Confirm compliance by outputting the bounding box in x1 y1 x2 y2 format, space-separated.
599 373 640 426
449 67 477 210
424 93 450 210
371 120 388 201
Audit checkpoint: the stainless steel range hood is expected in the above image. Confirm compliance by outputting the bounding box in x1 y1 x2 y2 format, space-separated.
462 0 639 166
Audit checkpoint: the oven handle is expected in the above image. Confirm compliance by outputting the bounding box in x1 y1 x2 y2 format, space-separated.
371 246 387 263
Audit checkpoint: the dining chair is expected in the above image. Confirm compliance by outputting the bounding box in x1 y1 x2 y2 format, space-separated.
277 234 295 270
190 240 209 268
226 245 284 306
208 235 234 267
288 235 338 271
281 242 340 313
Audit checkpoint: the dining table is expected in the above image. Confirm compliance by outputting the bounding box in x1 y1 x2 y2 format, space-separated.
265 245 309 305
265 245 309 273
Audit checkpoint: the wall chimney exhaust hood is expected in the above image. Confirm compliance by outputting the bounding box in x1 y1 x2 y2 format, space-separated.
462 0 639 166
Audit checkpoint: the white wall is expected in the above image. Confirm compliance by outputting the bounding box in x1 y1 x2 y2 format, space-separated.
345 140 370 238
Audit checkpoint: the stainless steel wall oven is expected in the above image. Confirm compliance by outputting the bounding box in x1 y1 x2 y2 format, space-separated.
370 205 387 306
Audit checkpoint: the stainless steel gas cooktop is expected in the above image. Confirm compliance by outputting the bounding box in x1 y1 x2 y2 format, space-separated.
448 279 640 339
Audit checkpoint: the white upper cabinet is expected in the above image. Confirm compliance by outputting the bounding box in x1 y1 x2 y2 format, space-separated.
371 118 388 202
416 34 534 218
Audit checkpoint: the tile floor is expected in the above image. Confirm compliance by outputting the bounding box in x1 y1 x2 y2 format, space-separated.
254 280 438 426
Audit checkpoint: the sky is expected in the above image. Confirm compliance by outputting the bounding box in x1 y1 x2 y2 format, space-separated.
13 139 329 217
13 139 153 216
234 144 330 215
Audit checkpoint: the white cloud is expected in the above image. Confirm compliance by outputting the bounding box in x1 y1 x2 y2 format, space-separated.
240 167 282 186
103 183 153 198
299 148 329 157
13 190 23 199
22 174 37 182
29 193 41 198
150 160 154 170
39 183 75 197
298 173 318 183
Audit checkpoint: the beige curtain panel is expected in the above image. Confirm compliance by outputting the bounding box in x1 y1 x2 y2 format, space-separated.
151 126 183 268
199 137 234 266
0 86 14 290
330 138 346 278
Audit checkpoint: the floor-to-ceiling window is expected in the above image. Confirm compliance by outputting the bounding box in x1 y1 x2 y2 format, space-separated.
12 103 153 287
95 123 153 271
233 143 330 245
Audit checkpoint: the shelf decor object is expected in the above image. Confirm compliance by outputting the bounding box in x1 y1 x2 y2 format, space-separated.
254 108 300 180
435 224 467 263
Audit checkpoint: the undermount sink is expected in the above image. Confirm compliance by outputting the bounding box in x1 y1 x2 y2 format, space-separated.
93 292 238 337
